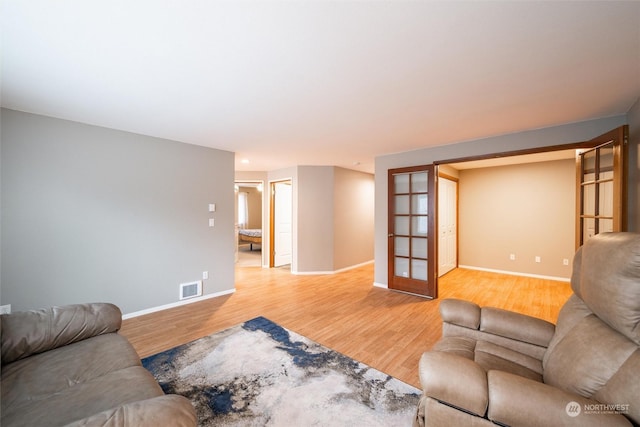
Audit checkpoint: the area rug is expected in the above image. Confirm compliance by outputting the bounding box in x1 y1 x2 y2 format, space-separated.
142 316 420 426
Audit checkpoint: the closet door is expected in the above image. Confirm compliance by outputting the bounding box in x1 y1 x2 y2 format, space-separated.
438 176 457 277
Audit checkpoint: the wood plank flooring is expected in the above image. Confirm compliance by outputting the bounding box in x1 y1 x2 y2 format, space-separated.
120 264 572 389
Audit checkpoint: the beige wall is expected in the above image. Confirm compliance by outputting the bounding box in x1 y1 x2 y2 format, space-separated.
458 159 575 278
333 167 375 271
297 166 335 272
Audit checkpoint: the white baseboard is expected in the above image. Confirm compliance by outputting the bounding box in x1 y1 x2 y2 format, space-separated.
458 265 570 282
292 260 374 276
373 282 388 289
122 288 236 320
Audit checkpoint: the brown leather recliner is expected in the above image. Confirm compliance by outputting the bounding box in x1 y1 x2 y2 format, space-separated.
415 232 640 427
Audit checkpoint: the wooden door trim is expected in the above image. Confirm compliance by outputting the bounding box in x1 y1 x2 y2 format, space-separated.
434 140 606 166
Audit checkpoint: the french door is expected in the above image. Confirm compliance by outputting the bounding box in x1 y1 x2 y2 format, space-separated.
388 165 437 298
576 126 627 247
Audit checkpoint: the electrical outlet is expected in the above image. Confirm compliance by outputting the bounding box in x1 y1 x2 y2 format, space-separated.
0 304 11 315
203 271 209 280
563 258 570 266
535 256 541 263
509 254 516 261
209 218 215 227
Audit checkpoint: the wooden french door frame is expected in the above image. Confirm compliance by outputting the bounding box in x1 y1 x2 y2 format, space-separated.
388 165 437 298
575 126 628 247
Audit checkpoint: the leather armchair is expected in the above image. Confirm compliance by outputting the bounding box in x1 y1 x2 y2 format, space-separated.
415 232 640 427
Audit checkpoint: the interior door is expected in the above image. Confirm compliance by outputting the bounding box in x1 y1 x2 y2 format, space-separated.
271 180 292 267
438 176 457 277
388 165 437 298
576 126 628 247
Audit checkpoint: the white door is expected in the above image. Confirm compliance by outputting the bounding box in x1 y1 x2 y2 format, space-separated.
273 181 292 267
438 177 457 277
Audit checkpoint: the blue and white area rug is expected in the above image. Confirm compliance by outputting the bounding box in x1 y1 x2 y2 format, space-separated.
142 316 420 426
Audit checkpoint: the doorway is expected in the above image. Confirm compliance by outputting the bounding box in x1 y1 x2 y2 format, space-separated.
235 180 264 268
270 179 293 268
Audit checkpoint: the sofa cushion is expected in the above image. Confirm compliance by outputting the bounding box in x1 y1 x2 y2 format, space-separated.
1 333 163 426
474 341 542 380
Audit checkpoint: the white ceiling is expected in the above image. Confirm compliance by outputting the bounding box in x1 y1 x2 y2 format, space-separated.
2 1 639 174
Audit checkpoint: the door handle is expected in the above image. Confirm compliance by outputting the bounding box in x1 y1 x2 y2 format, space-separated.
388 234 394 238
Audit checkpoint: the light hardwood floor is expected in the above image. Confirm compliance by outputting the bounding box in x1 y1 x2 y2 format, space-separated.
120 264 573 389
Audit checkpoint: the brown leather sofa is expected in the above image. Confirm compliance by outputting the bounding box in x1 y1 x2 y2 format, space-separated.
415 232 640 427
1 303 197 426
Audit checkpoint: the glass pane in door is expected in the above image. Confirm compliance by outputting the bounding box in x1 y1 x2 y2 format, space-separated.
395 237 409 257
412 237 428 259
412 172 428 192
412 194 428 214
599 181 613 217
395 257 409 278
412 259 428 280
412 216 428 237
583 184 595 216
395 195 409 215
394 174 410 193
395 216 409 235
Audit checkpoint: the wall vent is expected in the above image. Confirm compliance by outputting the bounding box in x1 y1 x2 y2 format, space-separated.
179 280 202 300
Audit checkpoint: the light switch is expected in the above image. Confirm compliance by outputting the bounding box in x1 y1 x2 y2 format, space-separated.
208 204 216 212
209 218 215 227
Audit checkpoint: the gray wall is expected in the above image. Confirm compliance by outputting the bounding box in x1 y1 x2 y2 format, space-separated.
1 109 235 314
374 114 629 286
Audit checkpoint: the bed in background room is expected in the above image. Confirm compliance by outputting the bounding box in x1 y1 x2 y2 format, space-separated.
239 229 262 250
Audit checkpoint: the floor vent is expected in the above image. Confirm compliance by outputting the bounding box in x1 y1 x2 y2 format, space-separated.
180 280 202 300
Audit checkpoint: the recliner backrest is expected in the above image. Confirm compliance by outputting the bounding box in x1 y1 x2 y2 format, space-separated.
542 233 640 425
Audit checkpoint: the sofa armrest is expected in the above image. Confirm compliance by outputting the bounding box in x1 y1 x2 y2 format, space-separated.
481 307 555 348
1 303 122 365
419 350 488 417
488 371 632 427
64 395 197 427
